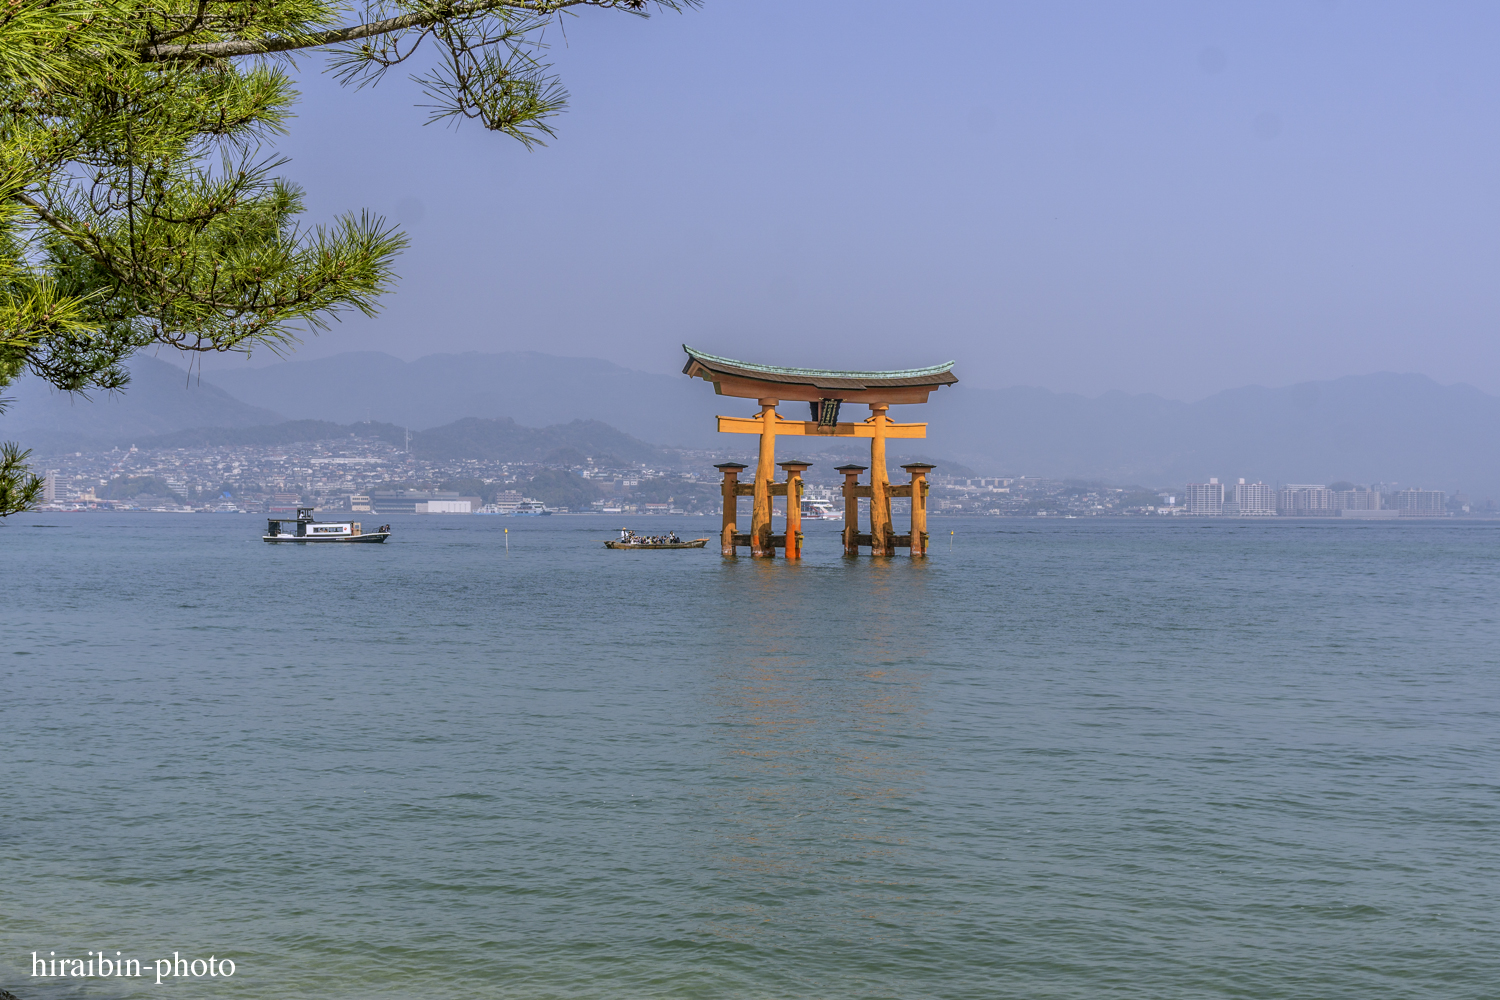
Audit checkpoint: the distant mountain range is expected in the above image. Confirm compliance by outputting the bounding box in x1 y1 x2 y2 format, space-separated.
203 350 727 449
133 416 668 466
4 351 1498 498
1 355 283 452
938 373 1500 498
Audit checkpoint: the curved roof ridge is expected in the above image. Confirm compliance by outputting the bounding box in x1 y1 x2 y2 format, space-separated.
682 345 955 380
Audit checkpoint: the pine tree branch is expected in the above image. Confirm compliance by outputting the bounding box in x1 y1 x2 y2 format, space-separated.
12 190 108 259
141 0 616 62
0 441 45 517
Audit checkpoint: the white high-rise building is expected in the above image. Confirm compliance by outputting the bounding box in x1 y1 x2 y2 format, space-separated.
1333 489 1381 510
43 470 59 503
1278 485 1334 514
1390 489 1447 516
1184 478 1224 516
1233 479 1276 516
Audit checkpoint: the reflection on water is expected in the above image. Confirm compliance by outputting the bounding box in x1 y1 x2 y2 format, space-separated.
699 557 934 950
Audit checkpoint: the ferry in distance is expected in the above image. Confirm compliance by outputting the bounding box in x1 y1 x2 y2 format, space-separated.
264 508 391 543
476 497 551 515
801 487 843 520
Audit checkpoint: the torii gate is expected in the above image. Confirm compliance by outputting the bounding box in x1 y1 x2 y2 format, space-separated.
682 346 957 558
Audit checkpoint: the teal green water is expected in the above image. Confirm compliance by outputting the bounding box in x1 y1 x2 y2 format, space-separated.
3 514 1498 999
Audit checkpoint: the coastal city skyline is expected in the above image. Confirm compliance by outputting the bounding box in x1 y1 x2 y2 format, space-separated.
32 437 1476 518
13 350 1500 503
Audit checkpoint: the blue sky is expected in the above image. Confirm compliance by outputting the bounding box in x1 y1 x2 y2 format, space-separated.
214 1 1500 399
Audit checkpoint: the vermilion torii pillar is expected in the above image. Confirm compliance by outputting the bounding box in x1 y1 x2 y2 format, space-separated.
714 461 747 557
751 400 778 556
836 464 866 556
902 462 935 556
778 459 811 559
684 346 957 558
867 403 895 556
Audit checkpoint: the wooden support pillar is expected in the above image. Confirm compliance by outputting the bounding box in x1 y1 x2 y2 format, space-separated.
836 464 866 556
901 462 935 557
751 399 778 558
868 404 893 556
778 460 811 559
715 462 747 557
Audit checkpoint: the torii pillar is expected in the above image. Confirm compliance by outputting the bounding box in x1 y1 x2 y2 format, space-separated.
778 459 810 560
714 461 747 557
751 399 778 557
836 464 866 556
902 462 935 556
868 403 895 556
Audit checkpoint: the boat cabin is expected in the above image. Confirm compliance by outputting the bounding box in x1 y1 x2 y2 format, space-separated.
267 507 364 538
263 507 390 544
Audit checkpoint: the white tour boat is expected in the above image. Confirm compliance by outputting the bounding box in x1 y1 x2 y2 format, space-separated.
801 487 844 520
263 508 391 543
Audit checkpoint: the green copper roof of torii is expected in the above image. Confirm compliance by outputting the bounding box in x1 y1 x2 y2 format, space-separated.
681 345 957 387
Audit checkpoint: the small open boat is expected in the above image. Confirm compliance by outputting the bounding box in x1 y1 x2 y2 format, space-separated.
605 528 708 550
264 508 391 543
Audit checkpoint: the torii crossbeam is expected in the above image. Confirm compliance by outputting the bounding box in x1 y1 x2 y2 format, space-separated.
682 346 957 557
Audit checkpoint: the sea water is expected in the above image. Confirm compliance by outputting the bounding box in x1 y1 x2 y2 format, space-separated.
2 514 1497 999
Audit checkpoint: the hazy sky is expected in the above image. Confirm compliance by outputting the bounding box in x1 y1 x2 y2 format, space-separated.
204 1 1500 399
